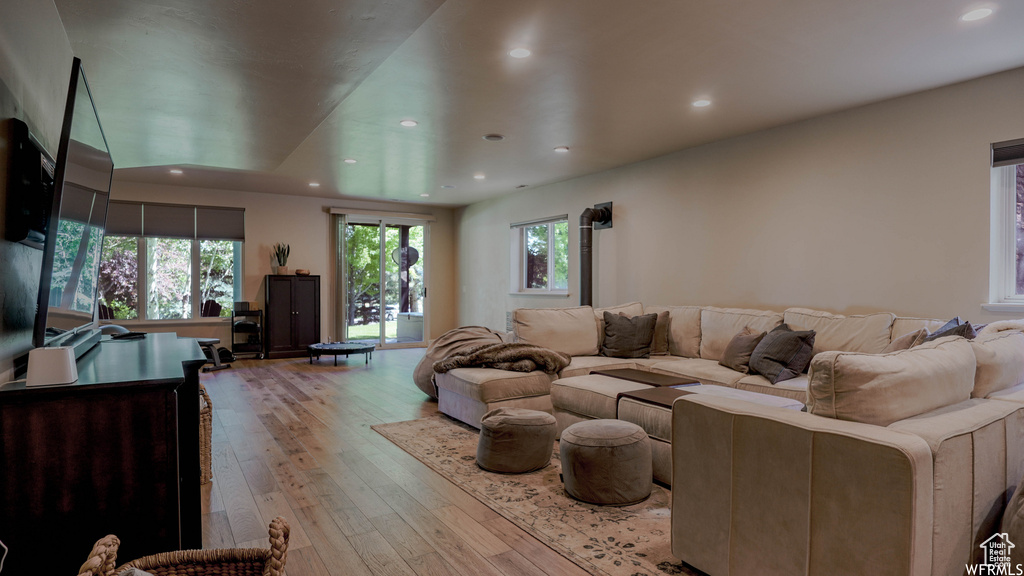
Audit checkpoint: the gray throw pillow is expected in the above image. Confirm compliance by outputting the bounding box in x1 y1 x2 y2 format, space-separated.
650 310 671 355
718 327 766 374
922 320 976 343
601 311 657 358
882 328 929 353
749 323 816 384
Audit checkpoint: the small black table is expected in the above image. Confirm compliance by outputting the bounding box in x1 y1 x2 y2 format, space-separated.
308 342 375 365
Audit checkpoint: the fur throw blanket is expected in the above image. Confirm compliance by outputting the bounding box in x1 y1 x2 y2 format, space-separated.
978 319 1024 336
433 342 571 374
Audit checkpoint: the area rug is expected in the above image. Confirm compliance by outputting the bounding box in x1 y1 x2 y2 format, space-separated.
372 415 702 576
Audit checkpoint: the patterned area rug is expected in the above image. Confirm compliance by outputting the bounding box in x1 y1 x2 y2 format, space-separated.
371 415 703 576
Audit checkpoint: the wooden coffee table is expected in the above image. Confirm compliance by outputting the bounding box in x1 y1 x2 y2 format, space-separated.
307 342 375 365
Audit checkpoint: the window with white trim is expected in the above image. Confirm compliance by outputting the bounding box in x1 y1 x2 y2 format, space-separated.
510 216 569 294
989 138 1024 306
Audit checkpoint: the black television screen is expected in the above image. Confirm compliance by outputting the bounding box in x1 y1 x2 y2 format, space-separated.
33 57 113 349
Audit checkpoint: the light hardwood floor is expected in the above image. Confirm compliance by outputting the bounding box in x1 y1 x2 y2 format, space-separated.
200 349 592 576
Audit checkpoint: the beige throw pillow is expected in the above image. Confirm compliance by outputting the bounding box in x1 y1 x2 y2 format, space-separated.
513 306 599 356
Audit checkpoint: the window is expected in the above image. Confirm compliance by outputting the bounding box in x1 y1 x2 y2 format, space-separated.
988 138 1024 308
510 216 569 294
98 202 244 320
98 236 139 319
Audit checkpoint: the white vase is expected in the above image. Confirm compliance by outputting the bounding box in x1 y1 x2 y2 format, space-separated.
278 266 289 275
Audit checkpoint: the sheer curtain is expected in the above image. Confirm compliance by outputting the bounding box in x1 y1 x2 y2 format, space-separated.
332 213 347 342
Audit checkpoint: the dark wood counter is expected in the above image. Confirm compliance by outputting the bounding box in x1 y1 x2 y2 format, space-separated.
0 332 206 575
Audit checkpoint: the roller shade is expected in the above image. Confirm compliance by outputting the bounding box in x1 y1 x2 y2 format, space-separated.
59 183 96 224
105 200 244 240
196 206 244 241
993 138 1024 167
105 201 142 236
144 203 195 239
510 214 568 228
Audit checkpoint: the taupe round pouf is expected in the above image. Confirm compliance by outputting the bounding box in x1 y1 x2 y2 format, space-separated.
559 419 652 505
477 408 558 473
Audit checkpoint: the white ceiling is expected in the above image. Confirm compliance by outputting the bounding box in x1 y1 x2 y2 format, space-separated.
56 0 1024 206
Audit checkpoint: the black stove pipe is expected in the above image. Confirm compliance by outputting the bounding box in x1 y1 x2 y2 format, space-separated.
579 205 612 306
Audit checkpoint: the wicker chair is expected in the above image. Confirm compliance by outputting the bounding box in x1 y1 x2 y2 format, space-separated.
77 516 289 576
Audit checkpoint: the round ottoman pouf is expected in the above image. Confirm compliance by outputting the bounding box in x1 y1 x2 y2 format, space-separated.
476 408 558 473
559 419 652 505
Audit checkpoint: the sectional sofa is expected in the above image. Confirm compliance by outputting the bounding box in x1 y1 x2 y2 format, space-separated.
429 302 1024 575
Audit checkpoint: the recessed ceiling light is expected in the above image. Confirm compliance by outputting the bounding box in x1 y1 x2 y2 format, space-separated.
474 173 486 180
343 158 357 164
169 169 183 174
509 48 532 59
400 119 418 127
441 184 455 189
420 193 430 197
483 133 506 142
961 7 993 21
309 182 320 187
554 146 570 153
692 99 712 108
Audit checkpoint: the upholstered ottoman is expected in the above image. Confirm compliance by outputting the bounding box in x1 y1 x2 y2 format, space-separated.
559 419 652 505
477 408 558 473
436 368 556 429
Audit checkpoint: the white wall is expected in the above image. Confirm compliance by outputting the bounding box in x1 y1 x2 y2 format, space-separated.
108 181 458 343
0 0 74 381
456 66 1024 330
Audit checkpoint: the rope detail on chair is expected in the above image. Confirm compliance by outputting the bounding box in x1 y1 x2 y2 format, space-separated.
266 516 290 576
77 535 120 576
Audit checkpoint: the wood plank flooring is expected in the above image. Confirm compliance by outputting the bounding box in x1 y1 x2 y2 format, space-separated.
199 349 593 576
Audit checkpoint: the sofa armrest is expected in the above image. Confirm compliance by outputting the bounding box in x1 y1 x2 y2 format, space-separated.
671 394 934 576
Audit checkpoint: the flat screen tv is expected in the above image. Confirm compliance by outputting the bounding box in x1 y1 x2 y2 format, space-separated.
33 57 113 353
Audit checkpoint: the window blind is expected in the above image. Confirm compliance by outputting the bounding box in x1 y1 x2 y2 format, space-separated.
510 214 568 228
105 200 245 240
104 201 142 236
197 206 245 241
992 138 1024 167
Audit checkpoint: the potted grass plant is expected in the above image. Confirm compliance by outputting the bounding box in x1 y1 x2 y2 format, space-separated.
272 243 290 275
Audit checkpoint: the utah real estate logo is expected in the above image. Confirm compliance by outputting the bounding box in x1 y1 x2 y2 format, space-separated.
968 533 1022 575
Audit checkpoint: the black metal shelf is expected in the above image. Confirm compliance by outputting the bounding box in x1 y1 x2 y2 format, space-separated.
231 306 264 359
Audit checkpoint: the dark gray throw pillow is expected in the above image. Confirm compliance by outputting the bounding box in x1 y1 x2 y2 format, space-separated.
601 311 657 358
923 320 976 342
718 327 766 374
749 323 816 384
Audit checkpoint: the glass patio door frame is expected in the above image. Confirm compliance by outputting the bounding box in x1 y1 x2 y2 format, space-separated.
340 215 428 350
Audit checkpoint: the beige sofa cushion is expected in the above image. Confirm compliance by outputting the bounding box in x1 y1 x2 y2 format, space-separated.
735 374 810 403
559 355 644 378
892 316 948 339
645 305 702 358
514 305 599 356
649 358 744 387
971 331 1024 399
435 367 554 403
783 307 896 356
699 306 783 361
807 336 976 426
551 374 650 420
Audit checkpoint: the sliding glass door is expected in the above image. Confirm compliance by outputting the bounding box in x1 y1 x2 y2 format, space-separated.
339 216 426 348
